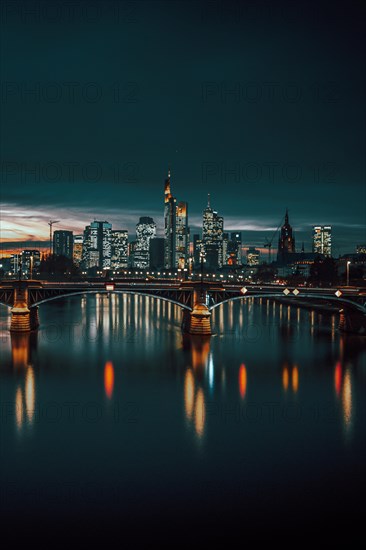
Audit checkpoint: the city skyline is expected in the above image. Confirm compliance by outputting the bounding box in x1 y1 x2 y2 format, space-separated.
2 0 365 258
1 188 364 257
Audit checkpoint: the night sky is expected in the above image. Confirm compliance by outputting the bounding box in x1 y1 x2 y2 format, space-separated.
1 0 365 254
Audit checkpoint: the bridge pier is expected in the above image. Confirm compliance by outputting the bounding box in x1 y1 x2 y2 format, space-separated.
181 288 212 336
339 310 366 335
182 304 212 335
10 287 31 332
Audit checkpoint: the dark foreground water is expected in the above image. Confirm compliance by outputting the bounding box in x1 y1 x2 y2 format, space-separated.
1 294 365 542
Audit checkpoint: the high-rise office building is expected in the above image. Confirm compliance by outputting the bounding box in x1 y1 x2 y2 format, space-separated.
149 238 165 269
175 201 189 268
277 209 295 263
356 244 366 254
313 226 332 257
247 247 260 266
129 241 137 268
202 194 224 268
163 170 189 269
164 170 176 269
222 232 229 265
73 235 83 266
193 234 203 267
101 222 112 269
134 217 156 268
53 230 73 259
111 230 129 269
231 232 242 264
82 221 112 270
21 250 41 276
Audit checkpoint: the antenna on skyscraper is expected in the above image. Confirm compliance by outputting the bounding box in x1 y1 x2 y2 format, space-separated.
207 193 211 208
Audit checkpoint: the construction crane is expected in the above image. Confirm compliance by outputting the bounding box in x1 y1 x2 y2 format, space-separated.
263 214 286 263
48 220 60 257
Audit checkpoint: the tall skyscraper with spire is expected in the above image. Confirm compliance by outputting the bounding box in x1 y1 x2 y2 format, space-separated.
277 208 295 264
164 170 177 269
163 170 189 269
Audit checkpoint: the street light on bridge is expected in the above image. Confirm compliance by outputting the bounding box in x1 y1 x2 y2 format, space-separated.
346 260 351 286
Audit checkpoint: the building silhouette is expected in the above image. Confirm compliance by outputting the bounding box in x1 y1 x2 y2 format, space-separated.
277 209 295 264
53 230 73 259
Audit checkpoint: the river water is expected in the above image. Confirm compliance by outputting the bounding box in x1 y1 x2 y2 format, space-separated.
0 294 365 541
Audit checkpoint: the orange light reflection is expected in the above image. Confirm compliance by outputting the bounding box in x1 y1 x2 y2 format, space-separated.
104 361 114 399
239 364 247 399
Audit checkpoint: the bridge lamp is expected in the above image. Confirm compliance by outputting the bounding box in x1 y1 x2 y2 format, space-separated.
346 261 351 286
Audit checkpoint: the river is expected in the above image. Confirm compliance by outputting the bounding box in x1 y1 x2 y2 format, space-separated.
0 294 365 541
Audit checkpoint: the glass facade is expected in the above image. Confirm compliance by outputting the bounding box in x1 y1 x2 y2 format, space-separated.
313 225 332 256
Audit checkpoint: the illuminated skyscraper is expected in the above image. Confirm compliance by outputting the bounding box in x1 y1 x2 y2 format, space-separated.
231 232 242 264
222 233 229 264
247 247 260 266
111 230 129 269
176 201 189 268
53 230 73 259
21 250 41 276
164 170 176 269
82 221 112 270
313 226 332 257
193 234 203 267
277 209 295 264
134 217 156 268
163 170 189 269
73 235 83 266
202 194 224 268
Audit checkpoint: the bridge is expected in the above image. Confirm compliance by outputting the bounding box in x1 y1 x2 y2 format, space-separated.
0 279 365 335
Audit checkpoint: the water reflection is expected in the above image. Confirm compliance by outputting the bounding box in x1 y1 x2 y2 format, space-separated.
239 363 247 399
334 357 354 438
10 333 37 432
104 361 114 399
1 296 365 452
282 363 299 393
334 362 342 396
282 365 289 391
342 368 352 434
184 369 195 420
292 366 299 393
194 388 205 438
182 336 211 440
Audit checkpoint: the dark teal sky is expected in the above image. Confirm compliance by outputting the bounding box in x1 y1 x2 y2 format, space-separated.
1 0 365 253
